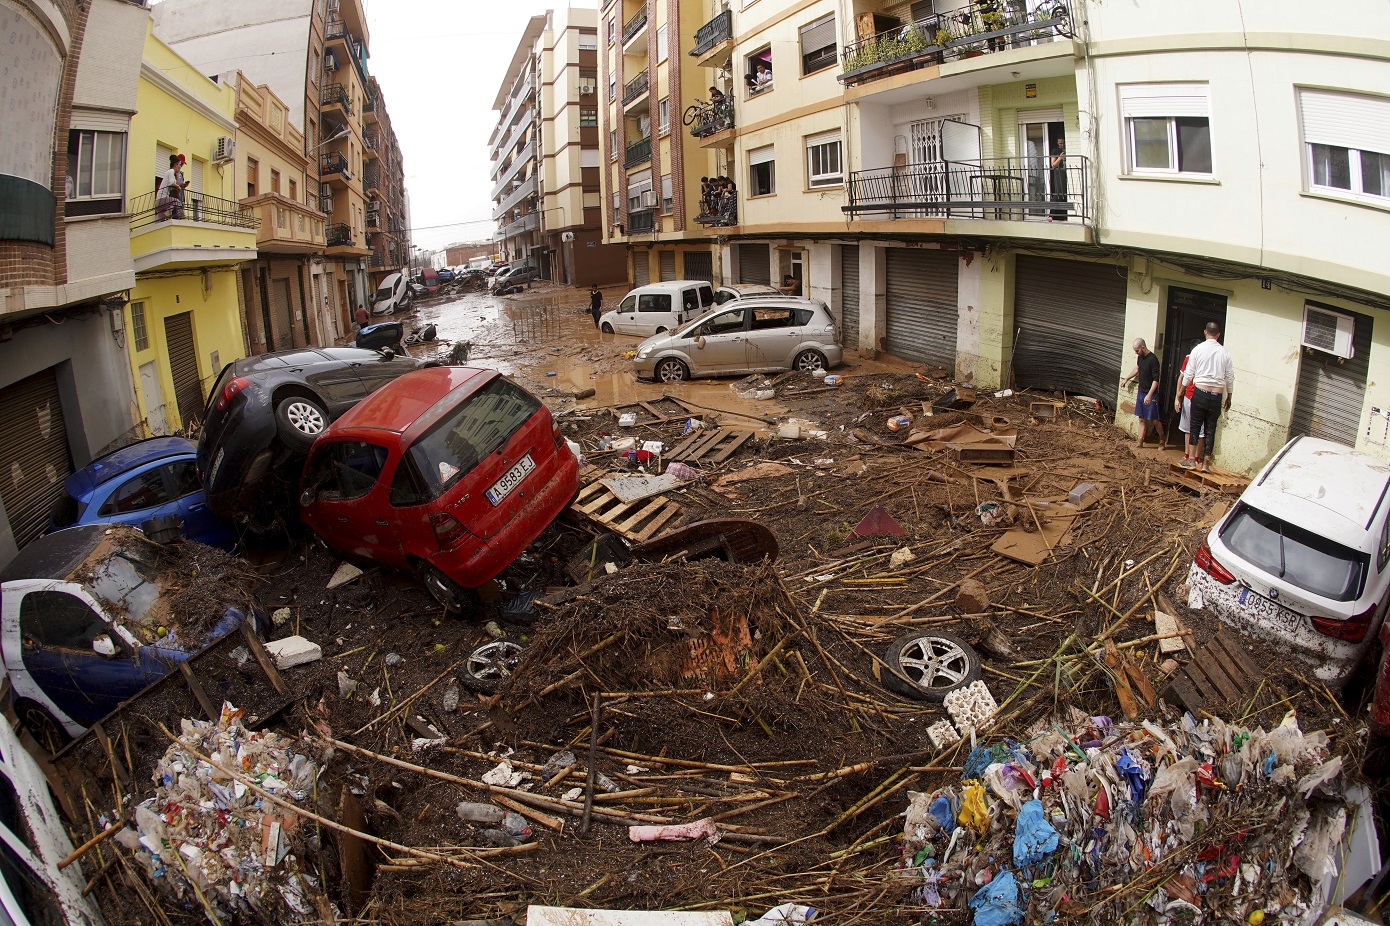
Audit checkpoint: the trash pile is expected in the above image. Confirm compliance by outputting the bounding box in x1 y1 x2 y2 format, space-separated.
115 705 326 923
899 710 1365 926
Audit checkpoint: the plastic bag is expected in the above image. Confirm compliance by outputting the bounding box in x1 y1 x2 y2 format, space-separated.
969 869 1022 926
959 781 991 835
1013 799 1059 867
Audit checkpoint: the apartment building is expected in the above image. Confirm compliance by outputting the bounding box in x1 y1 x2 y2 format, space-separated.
366 77 410 289
0 0 148 564
493 7 626 285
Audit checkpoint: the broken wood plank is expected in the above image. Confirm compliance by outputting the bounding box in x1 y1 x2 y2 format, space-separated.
178 661 219 722
242 621 289 696
1211 630 1260 681
1101 640 1140 719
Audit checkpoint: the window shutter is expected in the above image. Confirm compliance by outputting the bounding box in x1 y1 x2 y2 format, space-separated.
189 157 204 195
909 1 936 22
1300 89 1390 155
661 174 673 200
156 143 173 189
749 146 775 166
800 15 835 53
1119 83 1209 119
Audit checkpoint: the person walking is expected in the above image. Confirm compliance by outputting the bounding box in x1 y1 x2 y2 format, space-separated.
588 286 603 328
1122 338 1163 448
1179 322 1235 472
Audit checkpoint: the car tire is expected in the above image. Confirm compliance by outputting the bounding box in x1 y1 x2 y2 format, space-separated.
420 565 479 615
15 700 70 755
275 396 329 452
601 322 614 334
461 638 526 694
656 326 668 334
793 349 828 373
654 358 690 383
881 631 982 703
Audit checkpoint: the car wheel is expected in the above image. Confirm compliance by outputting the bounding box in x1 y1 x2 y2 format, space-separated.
421 565 478 615
655 358 690 383
15 700 69 755
881 631 982 703
794 349 828 373
275 396 328 452
600 322 614 334
656 326 668 334
460 638 526 694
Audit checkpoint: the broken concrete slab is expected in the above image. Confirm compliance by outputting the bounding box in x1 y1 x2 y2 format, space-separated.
1155 609 1188 653
263 635 322 669
327 561 363 589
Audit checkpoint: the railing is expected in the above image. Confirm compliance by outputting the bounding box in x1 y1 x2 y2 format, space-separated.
628 208 655 234
503 212 539 237
364 131 377 151
129 189 258 231
842 155 1089 223
369 250 384 269
321 83 353 114
326 223 353 247
839 1 1072 87
622 70 649 105
622 7 647 43
695 192 737 227
320 152 349 176
363 92 376 114
325 18 346 41
624 136 651 167
691 10 733 57
687 99 734 138
365 163 381 191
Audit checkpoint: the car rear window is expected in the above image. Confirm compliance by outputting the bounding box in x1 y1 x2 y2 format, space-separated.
405 378 542 501
639 294 672 312
1220 502 1367 601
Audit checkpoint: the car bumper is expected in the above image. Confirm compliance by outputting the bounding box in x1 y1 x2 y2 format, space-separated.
634 355 658 378
823 344 844 367
1186 563 1371 686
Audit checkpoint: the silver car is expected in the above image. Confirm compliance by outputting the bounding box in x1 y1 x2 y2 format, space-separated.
633 296 842 383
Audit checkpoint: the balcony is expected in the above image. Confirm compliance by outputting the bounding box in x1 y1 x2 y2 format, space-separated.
492 174 538 220
324 19 370 87
244 193 327 254
625 136 651 168
490 139 536 199
842 155 1090 224
326 223 353 247
690 10 733 65
320 152 352 191
622 70 649 107
621 7 647 44
321 82 354 116
369 250 385 270
363 91 377 122
839 3 1073 88
364 163 381 195
687 99 734 140
695 193 738 227
366 208 381 231
130 189 257 232
363 130 378 159
503 212 539 238
627 208 655 234
128 189 259 272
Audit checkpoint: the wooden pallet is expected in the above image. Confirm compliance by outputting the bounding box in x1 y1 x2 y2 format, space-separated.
1168 462 1250 494
610 399 689 427
665 427 753 464
571 482 683 541
1163 629 1260 716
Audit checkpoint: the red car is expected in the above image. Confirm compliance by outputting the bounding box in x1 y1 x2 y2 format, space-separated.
298 367 579 611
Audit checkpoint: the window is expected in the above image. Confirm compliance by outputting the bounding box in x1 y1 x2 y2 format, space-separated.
580 31 598 51
19 591 108 652
661 174 673 213
304 440 389 502
657 25 669 61
628 171 653 211
749 146 775 196
131 302 148 351
659 98 670 134
607 16 616 44
581 108 598 127
609 130 619 160
799 14 837 76
609 74 617 101
271 169 281 194
66 130 125 207
1299 89 1390 204
806 131 842 187
699 307 747 336
289 178 297 200
405 378 542 501
746 49 773 95
1221 502 1366 601
639 293 672 312
1120 83 1212 176
909 0 938 22
247 157 259 197
100 470 169 516
581 149 600 168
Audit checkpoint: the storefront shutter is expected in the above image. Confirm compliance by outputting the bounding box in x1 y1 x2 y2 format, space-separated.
632 250 650 287
738 243 770 284
1289 305 1372 446
659 250 676 281
884 247 958 370
1011 255 1127 401
164 312 204 431
839 244 860 350
683 250 713 283
0 369 72 550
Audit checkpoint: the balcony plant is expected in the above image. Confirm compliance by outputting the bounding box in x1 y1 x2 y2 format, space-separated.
842 26 933 73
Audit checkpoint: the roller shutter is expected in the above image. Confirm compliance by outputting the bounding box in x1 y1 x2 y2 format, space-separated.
272 277 294 349
1012 256 1126 401
738 243 770 284
659 250 676 281
885 248 958 369
683 250 713 283
164 312 204 431
839 244 860 350
632 250 650 287
1289 305 1372 446
0 369 72 551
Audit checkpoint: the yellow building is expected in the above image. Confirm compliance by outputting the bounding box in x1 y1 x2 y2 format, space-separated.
126 22 258 435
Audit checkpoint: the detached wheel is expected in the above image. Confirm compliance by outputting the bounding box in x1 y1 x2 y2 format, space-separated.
275 396 328 452
16 701 69 755
600 322 614 334
654 358 690 383
461 638 525 694
793 349 828 373
420 565 478 615
881 631 981 703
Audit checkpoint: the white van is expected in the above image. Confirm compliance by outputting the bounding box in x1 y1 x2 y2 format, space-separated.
372 271 410 316
598 280 718 337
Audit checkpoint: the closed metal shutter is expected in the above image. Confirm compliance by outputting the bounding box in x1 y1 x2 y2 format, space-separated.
1012 256 1126 401
840 244 860 350
0 369 72 550
885 248 958 369
683 250 713 283
1290 306 1372 446
659 250 676 281
633 250 650 287
155 144 173 190
164 312 203 431
272 278 294 348
738 243 770 284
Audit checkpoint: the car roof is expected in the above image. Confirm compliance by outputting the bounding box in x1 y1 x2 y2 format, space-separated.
1245 436 1390 537
0 524 107 582
65 437 195 497
232 346 383 374
325 366 495 437
719 283 779 296
379 272 401 286
624 280 712 295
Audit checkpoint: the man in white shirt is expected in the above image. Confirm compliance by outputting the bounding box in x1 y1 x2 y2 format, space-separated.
162 153 188 220
1177 321 1234 472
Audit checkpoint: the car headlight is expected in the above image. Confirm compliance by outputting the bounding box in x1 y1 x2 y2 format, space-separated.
635 347 651 360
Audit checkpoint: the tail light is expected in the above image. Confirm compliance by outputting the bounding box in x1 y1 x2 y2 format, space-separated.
552 419 563 448
216 377 250 411
430 512 470 550
1312 605 1376 643
1194 539 1235 584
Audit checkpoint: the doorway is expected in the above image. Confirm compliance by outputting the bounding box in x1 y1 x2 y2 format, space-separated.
1161 287 1228 448
139 361 166 435
1018 112 1065 218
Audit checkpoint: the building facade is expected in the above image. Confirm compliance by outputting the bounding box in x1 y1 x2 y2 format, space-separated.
366 77 410 289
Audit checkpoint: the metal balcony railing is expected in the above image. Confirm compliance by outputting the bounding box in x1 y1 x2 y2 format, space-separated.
364 131 377 150
321 83 354 113
320 152 349 176
129 189 258 231
369 250 385 269
628 208 655 234
325 18 346 41
365 164 381 191
326 223 353 247
624 136 651 168
622 7 647 43
842 155 1090 223
622 70 649 105
691 10 732 57
687 99 734 138
839 1 1073 87
695 190 737 227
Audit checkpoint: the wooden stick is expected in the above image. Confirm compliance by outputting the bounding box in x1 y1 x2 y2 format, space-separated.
57 821 121 871
353 659 463 735
582 694 601 836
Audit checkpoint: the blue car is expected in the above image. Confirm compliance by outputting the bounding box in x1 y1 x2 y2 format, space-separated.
49 436 236 548
436 268 455 283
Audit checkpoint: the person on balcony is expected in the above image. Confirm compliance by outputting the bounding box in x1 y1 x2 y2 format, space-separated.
753 63 773 93
1048 137 1068 221
159 153 189 221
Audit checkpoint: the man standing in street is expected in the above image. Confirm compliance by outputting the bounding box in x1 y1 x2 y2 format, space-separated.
1179 322 1235 472
1122 338 1163 448
589 286 603 328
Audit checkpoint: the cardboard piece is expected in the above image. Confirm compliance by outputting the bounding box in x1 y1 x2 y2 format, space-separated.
852 506 906 538
904 422 1018 450
327 562 363 589
990 502 1080 565
712 462 794 490
528 907 734 926
601 473 685 504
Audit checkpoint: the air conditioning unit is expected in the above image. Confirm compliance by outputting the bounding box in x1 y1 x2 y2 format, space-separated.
325 52 338 71
640 190 657 208
578 82 595 95
1302 304 1356 359
212 136 235 163
320 182 333 198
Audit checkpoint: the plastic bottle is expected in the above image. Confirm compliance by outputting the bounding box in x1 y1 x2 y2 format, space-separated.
481 829 523 848
456 802 506 825
500 812 531 838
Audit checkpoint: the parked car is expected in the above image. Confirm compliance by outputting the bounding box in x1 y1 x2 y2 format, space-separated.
196 346 425 525
1188 436 1390 688
714 282 780 305
491 264 539 291
437 268 455 283
48 437 236 548
0 524 259 742
598 280 718 337
298 367 580 612
419 267 440 295
371 271 411 315
633 296 842 383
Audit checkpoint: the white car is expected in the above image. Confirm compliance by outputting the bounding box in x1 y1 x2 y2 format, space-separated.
598 280 718 337
1187 436 1390 686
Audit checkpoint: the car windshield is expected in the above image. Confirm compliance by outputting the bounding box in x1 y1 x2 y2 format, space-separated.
84 545 164 627
374 284 393 300
406 378 542 500
1220 502 1367 601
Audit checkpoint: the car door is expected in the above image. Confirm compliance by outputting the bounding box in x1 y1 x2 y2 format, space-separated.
301 439 404 567
355 352 419 398
613 294 639 334
291 350 367 414
166 459 236 548
638 292 675 334
689 306 750 373
93 464 172 530
745 305 803 371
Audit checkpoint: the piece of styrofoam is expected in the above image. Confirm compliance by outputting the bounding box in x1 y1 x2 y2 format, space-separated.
263 635 322 669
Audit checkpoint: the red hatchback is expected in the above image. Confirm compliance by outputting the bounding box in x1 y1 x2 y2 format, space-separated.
298 367 579 611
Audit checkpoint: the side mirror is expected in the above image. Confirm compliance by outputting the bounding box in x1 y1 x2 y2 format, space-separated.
92 634 117 658
300 486 317 506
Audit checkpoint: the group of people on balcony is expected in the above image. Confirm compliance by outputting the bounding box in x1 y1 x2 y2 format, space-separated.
699 176 738 226
156 153 189 221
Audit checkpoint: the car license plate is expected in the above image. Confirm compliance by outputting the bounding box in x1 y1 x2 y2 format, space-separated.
486 453 534 506
1238 586 1302 633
